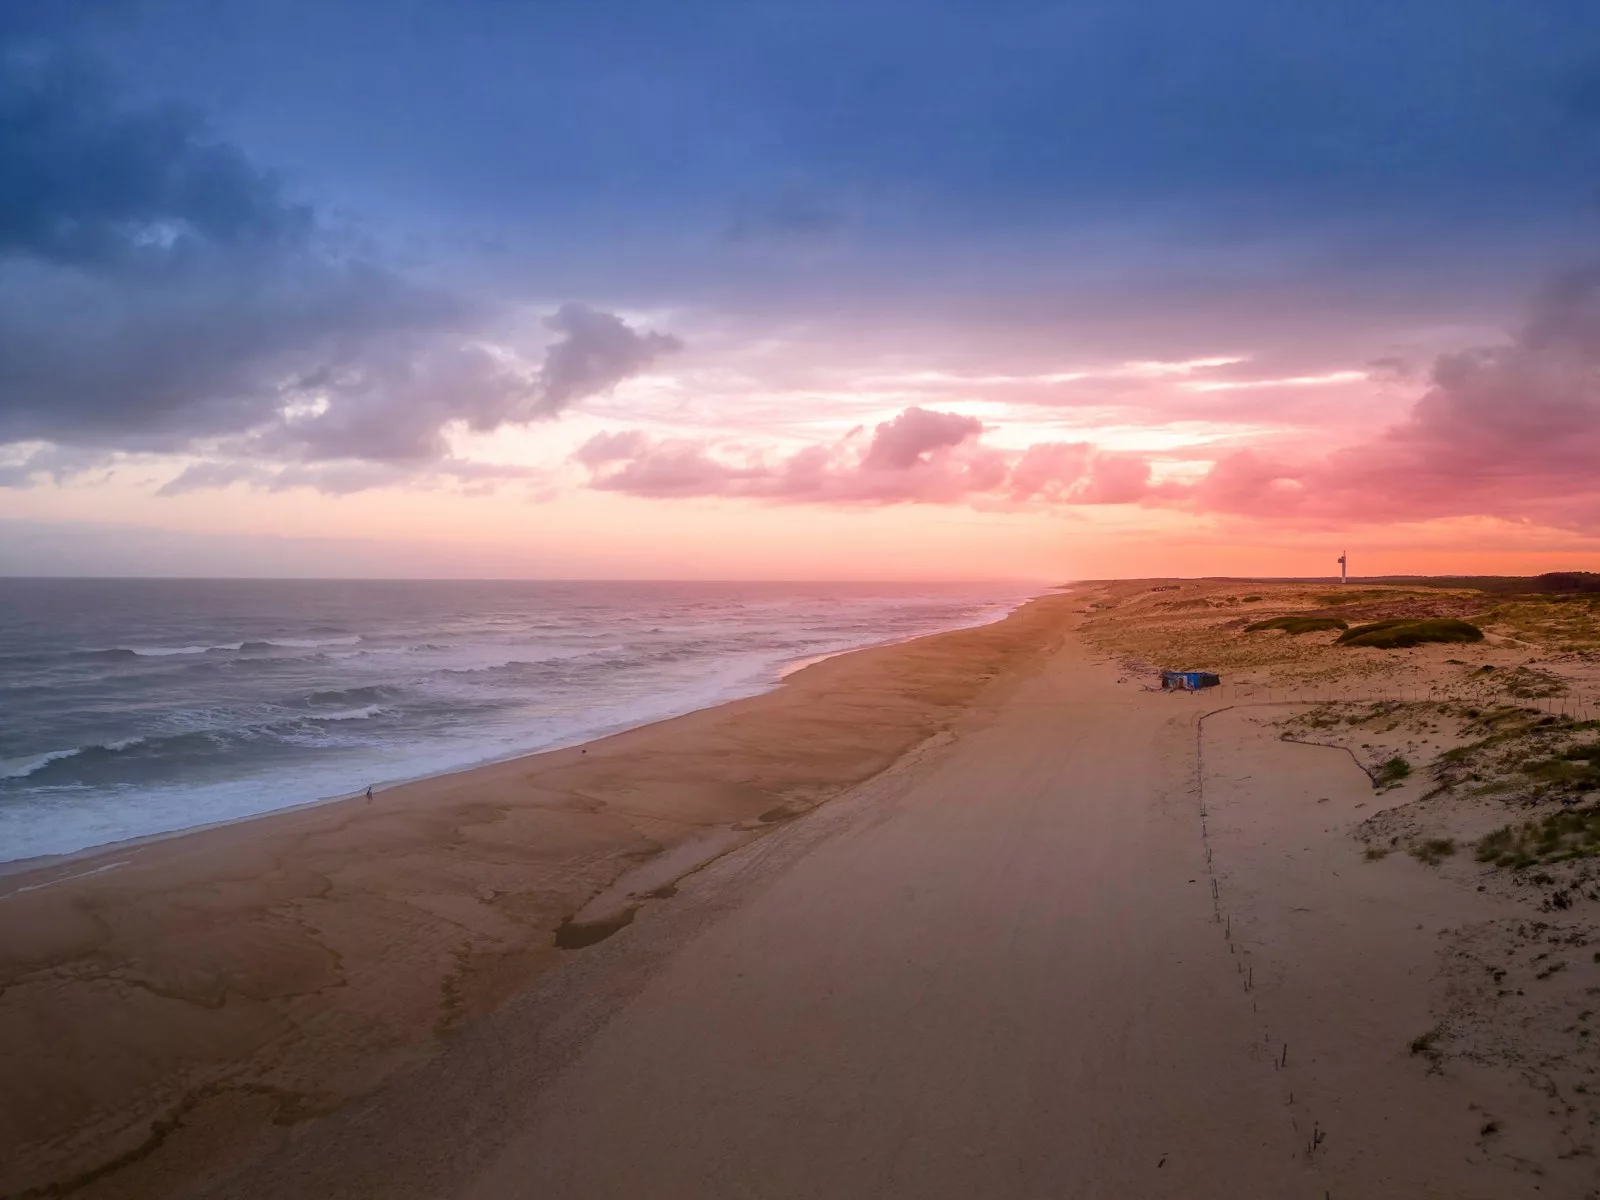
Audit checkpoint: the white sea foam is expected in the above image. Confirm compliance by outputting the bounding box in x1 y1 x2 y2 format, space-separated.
123 642 246 656
306 705 388 722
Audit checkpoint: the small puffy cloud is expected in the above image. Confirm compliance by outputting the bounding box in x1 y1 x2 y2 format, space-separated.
536 302 683 418
1006 442 1153 504
572 428 652 468
860 407 983 470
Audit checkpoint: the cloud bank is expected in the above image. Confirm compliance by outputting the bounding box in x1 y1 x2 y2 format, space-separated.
1177 267 1600 531
0 48 679 494
570 267 1600 536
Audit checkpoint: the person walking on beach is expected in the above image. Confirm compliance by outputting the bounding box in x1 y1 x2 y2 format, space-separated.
365 785 374 801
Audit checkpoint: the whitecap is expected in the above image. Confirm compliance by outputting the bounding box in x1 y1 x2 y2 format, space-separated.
305 705 388 722
122 642 245 656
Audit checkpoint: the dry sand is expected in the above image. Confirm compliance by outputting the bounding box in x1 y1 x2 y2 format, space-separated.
4 580 1599 1197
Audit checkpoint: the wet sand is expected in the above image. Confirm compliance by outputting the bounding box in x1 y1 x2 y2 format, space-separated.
6 581 1593 1197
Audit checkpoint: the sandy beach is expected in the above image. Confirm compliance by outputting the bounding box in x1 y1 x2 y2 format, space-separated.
5 580 1600 1198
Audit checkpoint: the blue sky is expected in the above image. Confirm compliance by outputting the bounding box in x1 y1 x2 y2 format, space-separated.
59 0 1600 312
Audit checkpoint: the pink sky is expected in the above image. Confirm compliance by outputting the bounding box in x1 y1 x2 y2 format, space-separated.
5 271 1600 580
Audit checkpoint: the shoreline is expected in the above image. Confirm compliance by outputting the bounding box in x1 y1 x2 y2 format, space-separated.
0 590 1043 878
0 591 1075 1198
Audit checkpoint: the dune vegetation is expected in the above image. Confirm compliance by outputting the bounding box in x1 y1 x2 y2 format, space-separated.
1245 615 1349 635
1336 618 1484 649
1475 807 1600 869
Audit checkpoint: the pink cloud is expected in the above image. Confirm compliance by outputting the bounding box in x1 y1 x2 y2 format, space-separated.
859 407 983 469
1166 268 1600 531
1006 442 1153 504
577 406 1141 507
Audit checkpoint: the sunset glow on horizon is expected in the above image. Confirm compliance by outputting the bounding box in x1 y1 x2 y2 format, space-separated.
5 3 1600 580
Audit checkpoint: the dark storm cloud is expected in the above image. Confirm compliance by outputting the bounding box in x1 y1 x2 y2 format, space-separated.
0 47 466 452
0 43 680 491
0 51 309 270
0 256 462 447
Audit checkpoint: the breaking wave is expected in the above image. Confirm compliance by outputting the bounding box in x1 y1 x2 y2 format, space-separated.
1 738 149 780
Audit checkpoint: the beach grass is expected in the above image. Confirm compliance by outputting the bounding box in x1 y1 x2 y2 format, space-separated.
1475 806 1600 868
1409 837 1457 865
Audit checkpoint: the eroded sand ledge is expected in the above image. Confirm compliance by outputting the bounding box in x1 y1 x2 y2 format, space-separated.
0 595 1069 1198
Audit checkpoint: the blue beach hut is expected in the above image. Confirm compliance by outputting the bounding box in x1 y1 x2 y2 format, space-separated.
1161 670 1221 691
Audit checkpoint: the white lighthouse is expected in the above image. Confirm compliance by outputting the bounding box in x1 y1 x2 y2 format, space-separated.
1338 551 1347 584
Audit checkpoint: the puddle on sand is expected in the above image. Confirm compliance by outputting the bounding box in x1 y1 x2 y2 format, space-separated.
554 908 637 949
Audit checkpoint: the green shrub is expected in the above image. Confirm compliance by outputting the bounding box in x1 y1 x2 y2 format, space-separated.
1409 838 1457 865
1523 751 1600 792
1474 806 1600 868
1474 826 1515 863
1245 615 1350 635
1337 619 1484 649
1376 756 1412 785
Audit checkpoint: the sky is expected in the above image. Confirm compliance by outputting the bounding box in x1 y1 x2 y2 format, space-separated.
4 0 1600 580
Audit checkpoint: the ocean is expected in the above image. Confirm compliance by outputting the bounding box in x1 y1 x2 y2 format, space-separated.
0 579 1039 862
